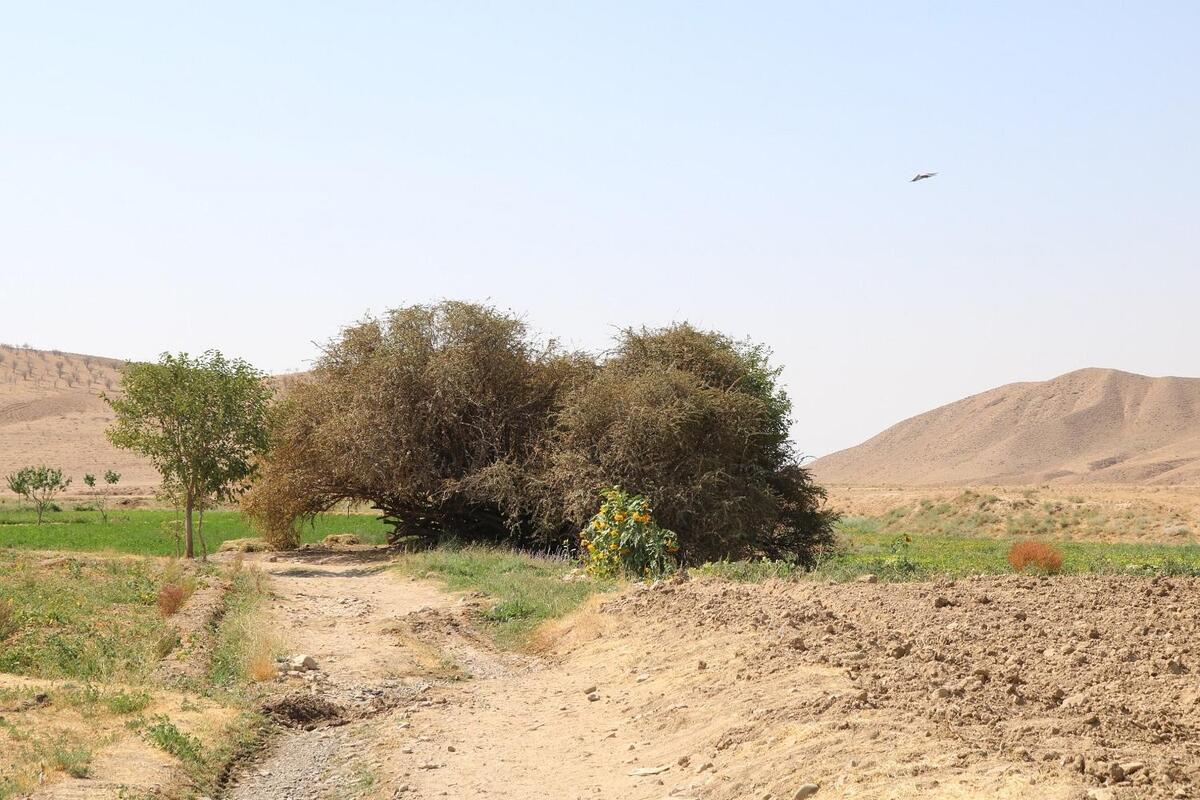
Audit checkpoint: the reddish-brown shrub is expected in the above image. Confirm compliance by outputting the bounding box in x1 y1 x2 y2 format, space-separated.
1008 540 1064 574
157 583 188 617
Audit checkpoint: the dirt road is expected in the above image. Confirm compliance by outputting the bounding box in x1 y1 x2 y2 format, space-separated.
226 554 1199 800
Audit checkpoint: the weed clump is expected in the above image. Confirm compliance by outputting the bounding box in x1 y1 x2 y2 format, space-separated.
157 583 189 616
1008 540 1064 574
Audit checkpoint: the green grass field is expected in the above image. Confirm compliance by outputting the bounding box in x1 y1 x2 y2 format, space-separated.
0 506 390 555
699 517 1200 582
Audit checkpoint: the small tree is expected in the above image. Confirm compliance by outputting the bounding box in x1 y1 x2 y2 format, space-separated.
83 470 122 523
105 351 272 558
6 465 71 524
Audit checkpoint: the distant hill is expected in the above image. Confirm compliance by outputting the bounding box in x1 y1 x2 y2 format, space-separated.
0 345 307 497
812 368 1200 486
0 345 157 495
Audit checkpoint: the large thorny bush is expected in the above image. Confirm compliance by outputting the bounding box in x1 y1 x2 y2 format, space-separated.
245 301 836 563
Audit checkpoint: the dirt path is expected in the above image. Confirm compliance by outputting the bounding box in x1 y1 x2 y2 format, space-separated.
223 549 504 800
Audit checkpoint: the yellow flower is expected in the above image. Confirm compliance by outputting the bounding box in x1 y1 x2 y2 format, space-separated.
614 512 627 522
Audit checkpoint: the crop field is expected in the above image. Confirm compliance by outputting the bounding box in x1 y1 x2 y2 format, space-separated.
0 507 390 555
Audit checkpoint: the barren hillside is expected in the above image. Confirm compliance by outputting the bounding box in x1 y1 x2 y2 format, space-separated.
0 345 308 497
0 344 158 495
813 368 1200 486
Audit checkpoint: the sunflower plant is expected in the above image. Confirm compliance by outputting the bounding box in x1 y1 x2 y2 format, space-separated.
580 487 678 580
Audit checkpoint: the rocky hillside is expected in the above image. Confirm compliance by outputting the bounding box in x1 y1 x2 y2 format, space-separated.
813 368 1200 486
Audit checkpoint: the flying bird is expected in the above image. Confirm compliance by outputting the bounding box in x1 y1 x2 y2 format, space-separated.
910 172 938 182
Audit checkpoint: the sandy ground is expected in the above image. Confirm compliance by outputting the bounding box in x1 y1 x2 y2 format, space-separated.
223 554 1199 800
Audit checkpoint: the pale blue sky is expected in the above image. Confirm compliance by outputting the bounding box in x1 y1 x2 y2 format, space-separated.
2 2 1197 456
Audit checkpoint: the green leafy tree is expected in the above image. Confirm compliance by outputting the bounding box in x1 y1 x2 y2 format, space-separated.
105 351 272 558
6 465 72 524
83 470 122 523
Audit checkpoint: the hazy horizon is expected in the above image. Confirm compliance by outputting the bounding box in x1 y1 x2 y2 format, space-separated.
3 3 1198 457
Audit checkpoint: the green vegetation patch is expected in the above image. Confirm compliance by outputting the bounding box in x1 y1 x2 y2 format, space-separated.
821 517 1200 579
396 546 613 648
693 518 1200 584
0 553 170 681
0 507 389 556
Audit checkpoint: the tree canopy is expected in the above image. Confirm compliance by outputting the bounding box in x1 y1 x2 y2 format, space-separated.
106 351 272 558
6 465 72 525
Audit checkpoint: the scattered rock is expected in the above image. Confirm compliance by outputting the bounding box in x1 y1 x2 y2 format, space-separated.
856 574 878 584
321 533 362 547
587 692 600 702
290 654 319 671
218 537 268 553
629 765 670 777
932 596 953 609
793 785 820 799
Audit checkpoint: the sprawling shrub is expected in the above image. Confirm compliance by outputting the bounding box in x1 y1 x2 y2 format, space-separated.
1008 540 1064 574
540 324 836 564
248 307 835 565
244 302 592 548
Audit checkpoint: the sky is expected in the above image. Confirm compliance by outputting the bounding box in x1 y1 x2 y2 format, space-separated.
2 2 1198 457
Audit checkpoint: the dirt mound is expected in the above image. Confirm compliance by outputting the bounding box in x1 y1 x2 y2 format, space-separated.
813 368 1200 486
262 694 347 728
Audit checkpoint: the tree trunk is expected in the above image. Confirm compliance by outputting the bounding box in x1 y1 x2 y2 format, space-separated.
184 492 195 559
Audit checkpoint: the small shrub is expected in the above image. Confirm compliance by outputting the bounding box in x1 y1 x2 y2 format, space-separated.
157 584 188 617
694 558 795 582
144 716 203 764
104 690 153 715
155 630 182 658
49 743 91 778
1008 540 1064 574
581 487 678 580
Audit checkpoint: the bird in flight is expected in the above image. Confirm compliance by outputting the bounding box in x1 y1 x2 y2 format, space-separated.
910 172 938 182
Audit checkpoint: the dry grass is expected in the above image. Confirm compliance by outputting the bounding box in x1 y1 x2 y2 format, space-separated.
210 565 282 685
0 597 18 641
245 638 279 682
527 594 611 654
1007 540 1064 574
826 485 1200 543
